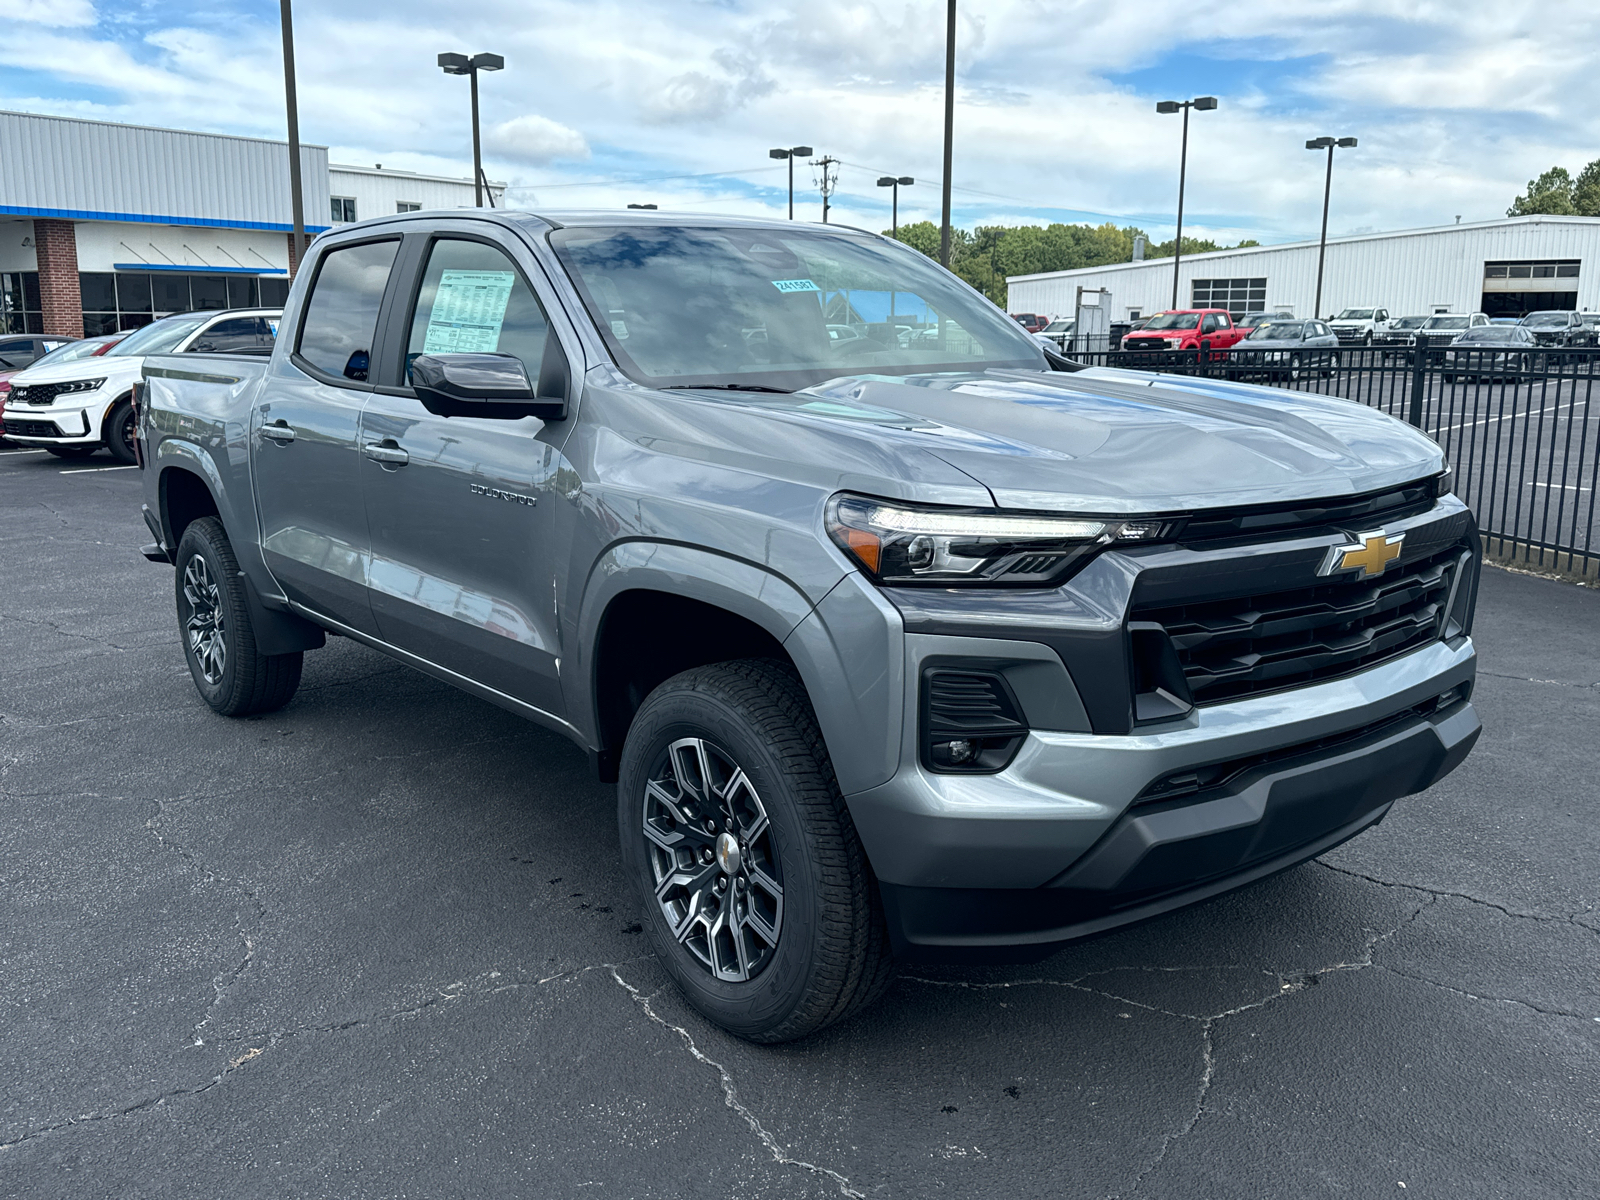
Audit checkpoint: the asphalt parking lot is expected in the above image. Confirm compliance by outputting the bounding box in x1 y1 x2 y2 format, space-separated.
2 445 1597 1199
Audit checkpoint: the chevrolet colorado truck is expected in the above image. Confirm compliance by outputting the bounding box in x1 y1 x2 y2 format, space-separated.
138 210 1482 1042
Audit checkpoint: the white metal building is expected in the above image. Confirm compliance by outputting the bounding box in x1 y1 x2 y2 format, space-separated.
0 110 499 338
1007 216 1600 325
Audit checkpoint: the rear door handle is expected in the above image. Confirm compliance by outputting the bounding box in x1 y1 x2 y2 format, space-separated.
260 420 295 442
362 440 409 465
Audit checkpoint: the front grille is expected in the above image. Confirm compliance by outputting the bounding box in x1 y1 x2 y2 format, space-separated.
3 418 64 438
1334 329 1365 343
1172 478 1440 547
1131 543 1466 705
12 383 66 406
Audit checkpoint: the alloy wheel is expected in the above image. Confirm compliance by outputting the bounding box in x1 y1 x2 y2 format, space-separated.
642 737 783 982
182 555 227 684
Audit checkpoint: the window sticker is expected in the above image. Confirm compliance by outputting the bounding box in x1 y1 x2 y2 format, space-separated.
771 278 820 294
422 269 515 354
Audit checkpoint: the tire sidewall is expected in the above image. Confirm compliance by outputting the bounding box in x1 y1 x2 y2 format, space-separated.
618 681 825 1037
174 521 240 711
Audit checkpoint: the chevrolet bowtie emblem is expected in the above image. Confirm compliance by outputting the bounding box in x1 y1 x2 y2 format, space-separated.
1321 530 1405 578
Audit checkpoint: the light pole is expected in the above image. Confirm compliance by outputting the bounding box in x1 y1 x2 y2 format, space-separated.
439 52 504 207
877 176 914 236
768 146 813 219
279 0 305 273
1155 95 1217 309
1307 136 1357 319
939 0 956 267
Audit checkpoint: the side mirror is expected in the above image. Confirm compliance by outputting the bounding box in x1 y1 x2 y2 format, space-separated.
411 351 567 421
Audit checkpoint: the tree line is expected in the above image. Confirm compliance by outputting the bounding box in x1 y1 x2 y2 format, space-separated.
886 220 1259 306
1507 160 1600 217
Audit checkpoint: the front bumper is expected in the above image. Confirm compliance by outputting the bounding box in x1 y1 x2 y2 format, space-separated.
849 631 1478 961
2 406 100 444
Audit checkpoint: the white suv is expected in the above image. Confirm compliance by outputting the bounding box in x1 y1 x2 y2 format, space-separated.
2 308 280 463
1328 307 1392 345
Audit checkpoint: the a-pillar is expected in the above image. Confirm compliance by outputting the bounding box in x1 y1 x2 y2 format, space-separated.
33 219 83 339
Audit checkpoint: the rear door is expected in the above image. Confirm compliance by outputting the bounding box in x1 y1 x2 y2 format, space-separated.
356 227 576 715
253 235 402 634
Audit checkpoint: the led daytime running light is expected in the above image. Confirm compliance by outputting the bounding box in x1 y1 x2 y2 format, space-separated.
862 504 1106 541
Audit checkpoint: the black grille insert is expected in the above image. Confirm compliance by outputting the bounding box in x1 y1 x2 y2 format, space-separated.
1131 544 1467 705
3 418 64 438
920 668 1028 773
13 382 68 406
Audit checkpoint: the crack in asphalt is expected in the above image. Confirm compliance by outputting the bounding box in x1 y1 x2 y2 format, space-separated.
1372 962 1597 1020
1318 861 1600 939
904 895 1438 1199
609 964 866 1200
0 612 136 651
1476 669 1599 689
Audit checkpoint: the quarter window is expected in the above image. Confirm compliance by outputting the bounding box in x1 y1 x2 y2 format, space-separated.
404 238 551 387
296 239 400 382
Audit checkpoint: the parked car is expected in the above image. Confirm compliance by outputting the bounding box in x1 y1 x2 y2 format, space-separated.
1119 308 1249 356
137 209 1481 1042
1233 310 1295 333
0 332 127 439
1519 310 1591 348
2 309 279 462
1009 312 1049 334
1375 315 1432 356
1328 307 1393 345
1039 317 1075 350
1442 325 1537 381
1227 318 1340 380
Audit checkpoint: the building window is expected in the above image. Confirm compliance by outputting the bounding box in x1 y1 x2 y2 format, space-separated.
79 271 287 334
1 272 42 333
1191 277 1267 319
1484 259 1579 280
331 196 358 223
396 201 421 213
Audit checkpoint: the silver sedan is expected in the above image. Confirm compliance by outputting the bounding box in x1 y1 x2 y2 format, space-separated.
1226 319 1340 380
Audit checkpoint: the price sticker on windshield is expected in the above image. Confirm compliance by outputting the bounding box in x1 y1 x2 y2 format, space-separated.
771 279 820 293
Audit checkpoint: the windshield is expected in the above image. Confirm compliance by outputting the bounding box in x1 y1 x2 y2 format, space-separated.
1423 316 1469 330
1335 309 1375 320
549 225 1043 389
1456 328 1510 343
1247 322 1305 340
1521 312 1568 327
32 336 121 368
1043 320 1073 332
1393 317 1429 329
1140 312 1201 331
104 314 211 357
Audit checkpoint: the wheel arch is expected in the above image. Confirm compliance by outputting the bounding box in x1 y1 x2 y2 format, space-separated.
97 389 134 443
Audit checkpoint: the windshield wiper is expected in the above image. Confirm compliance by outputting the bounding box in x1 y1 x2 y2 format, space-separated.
659 383 794 394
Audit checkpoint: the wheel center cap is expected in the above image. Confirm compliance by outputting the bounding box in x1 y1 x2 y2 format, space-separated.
715 832 742 875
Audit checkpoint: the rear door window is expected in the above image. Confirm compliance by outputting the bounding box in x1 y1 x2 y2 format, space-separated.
191 317 266 353
297 239 400 382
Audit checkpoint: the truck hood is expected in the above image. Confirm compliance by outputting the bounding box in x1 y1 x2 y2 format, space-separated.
718 368 1444 514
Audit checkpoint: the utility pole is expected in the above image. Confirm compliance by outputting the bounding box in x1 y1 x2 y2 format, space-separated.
812 155 840 223
939 0 956 267
279 0 305 273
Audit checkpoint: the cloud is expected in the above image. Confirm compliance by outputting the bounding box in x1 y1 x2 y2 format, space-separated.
0 0 96 27
485 113 589 163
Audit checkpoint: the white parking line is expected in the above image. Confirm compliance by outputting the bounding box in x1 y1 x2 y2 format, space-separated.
0 448 50 455
59 465 137 474
1525 481 1594 491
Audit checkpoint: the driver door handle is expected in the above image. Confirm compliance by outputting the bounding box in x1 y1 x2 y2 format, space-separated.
362 440 409 465
261 420 295 442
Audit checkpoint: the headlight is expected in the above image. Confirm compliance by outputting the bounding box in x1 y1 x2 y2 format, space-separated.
51 378 106 398
825 494 1166 586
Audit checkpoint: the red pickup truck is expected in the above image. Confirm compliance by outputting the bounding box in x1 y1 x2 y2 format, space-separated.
1120 308 1248 356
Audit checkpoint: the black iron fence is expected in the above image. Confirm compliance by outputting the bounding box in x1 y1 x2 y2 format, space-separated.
1066 340 1600 579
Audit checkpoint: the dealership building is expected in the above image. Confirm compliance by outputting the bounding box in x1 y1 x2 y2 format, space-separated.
0 110 501 337
1007 215 1600 324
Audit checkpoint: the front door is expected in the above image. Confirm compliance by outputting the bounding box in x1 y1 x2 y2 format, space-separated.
253 236 401 634
358 233 571 715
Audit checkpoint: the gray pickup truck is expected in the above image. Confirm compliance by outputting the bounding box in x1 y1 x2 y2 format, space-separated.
138 210 1482 1042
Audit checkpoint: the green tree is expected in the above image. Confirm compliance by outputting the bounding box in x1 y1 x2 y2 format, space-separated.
1508 166 1576 216
1573 160 1600 216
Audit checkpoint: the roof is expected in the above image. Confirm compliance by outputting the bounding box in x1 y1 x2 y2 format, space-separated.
329 163 506 189
1006 214 1600 284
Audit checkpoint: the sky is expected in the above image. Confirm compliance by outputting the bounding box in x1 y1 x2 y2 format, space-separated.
0 0 1595 245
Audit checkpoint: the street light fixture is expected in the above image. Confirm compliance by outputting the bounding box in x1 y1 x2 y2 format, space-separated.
627 203 658 210
1156 95 1218 309
876 176 915 237
1307 136 1358 319
439 51 504 207
768 146 814 219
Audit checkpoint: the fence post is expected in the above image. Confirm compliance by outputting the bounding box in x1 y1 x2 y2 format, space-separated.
1407 334 1429 428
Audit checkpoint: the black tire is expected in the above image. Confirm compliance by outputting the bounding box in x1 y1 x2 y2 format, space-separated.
174 516 303 716
45 445 98 459
618 659 893 1043
104 397 137 465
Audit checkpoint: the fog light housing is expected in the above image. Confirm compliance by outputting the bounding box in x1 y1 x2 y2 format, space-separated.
921 667 1028 774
